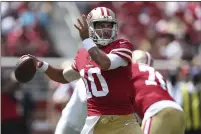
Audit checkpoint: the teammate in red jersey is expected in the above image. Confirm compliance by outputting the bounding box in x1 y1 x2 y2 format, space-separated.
20 7 143 134
132 50 185 134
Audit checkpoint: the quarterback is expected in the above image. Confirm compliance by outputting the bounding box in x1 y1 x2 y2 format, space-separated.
54 50 185 134
22 7 143 134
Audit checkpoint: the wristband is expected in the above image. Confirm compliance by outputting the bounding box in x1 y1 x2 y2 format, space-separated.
82 38 96 51
39 61 49 72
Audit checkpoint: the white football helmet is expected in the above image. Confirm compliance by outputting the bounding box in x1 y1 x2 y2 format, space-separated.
132 50 153 66
87 7 118 46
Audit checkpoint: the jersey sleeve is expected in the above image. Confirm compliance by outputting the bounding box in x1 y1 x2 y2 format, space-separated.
71 59 78 72
110 39 134 63
71 51 79 72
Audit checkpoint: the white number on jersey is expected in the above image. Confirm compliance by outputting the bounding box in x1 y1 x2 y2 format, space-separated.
139 64 167 90
80 67 109 99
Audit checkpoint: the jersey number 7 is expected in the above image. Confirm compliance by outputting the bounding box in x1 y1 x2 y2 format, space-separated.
139 64 167 90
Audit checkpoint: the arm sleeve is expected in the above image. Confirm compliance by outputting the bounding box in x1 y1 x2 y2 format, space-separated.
71 50 80 72
107 53 128 70
71 59 78 72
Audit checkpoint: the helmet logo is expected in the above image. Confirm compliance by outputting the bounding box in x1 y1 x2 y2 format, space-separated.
87 13 92 20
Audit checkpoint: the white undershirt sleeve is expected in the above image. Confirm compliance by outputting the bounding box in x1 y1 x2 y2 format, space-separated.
107 53 128 70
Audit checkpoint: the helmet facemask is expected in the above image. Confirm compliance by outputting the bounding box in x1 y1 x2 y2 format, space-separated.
89 20 118 46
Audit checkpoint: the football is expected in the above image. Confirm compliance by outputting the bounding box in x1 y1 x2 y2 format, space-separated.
14 56 36 83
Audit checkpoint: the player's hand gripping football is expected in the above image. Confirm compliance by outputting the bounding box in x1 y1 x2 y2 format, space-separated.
74 14 89 40
20 54 43 68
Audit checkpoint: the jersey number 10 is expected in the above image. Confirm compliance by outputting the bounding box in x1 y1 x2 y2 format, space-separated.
80 67 109 99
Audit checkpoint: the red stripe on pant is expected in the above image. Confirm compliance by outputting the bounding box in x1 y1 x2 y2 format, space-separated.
142 119 147 132
143 117 152 134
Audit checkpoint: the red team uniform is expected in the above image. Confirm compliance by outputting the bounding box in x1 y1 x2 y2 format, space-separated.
132 63 174 118
72 39 135 116
131 50 185 134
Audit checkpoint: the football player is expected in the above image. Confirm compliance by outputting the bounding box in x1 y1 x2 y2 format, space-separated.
54 79 87 134
54 50 185 134
23 7 143 134
132 50 185 134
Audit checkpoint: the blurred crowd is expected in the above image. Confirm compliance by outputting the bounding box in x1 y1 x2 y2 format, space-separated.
1 69 35 134
1 2 60 57
1 1 201 134
1 68 76 134
83 1 201 95
85 2 201 60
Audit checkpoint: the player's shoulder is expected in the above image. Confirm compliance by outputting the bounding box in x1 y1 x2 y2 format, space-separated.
132 63 138 67
132 63 140 72
116 38 131 43
132 63 149 73
133 63 150 68
77 48 87 53
112 38 133 45
74 48 88 62
76 48 87 56
110 38 134 50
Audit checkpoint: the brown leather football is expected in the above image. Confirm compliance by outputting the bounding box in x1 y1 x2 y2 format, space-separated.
14 56 36 83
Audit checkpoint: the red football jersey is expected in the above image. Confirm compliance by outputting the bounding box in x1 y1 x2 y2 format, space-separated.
132 63 174 118
72 39 135 116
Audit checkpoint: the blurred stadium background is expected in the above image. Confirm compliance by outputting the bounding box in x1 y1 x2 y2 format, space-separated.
1 1 201 134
